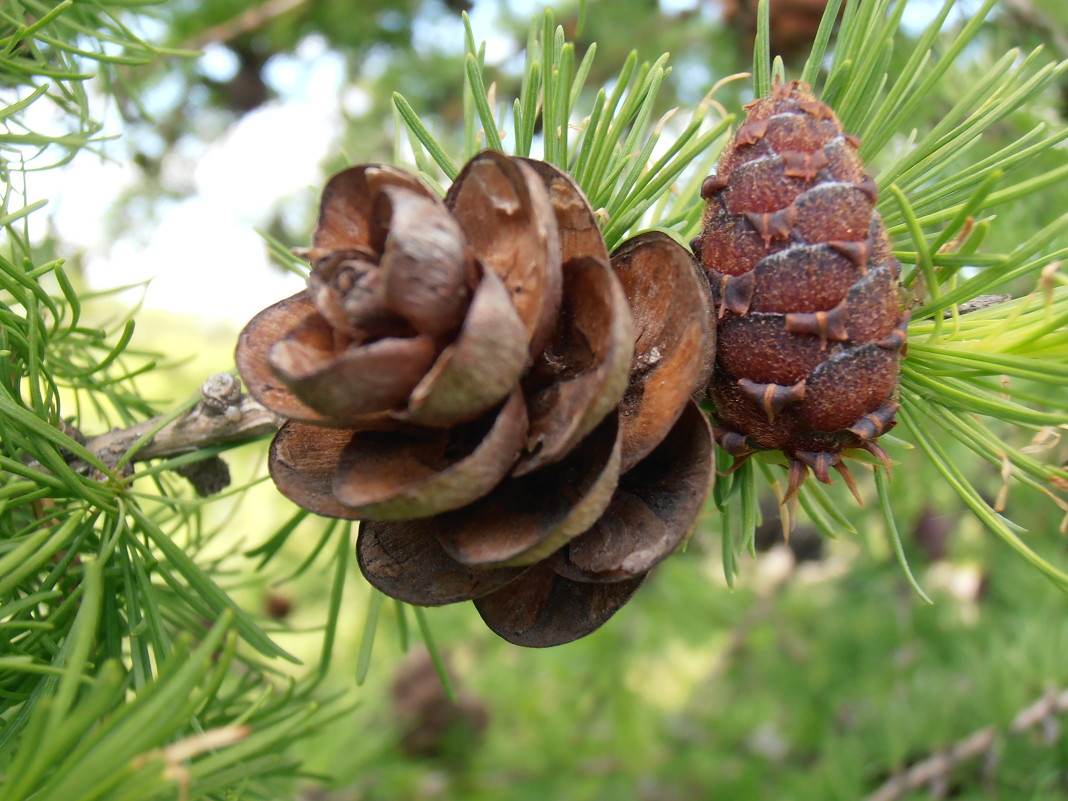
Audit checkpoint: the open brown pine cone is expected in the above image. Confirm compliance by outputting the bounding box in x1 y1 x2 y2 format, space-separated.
236 151 716 647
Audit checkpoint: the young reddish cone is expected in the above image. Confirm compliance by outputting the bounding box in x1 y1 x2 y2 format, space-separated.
692 81 906 501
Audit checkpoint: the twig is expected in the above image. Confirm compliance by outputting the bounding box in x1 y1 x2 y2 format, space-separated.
941 294 1012 318
80 373 281 469
1008 687 1068 739
1002 0 1068 58
181 0 312 50
864 687 1068 801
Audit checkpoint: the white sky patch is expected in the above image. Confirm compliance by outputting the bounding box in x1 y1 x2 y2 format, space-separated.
29 38 347 323
658 0 700 13
898 0 958 34
342 85 373 117
193 103 330 221
111 71 342 320
99 115 332 318
199 42 240 81
38 158 139 246
105 202 303 322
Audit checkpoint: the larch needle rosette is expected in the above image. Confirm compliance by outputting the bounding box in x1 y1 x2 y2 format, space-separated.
236 151 716 647
692 81 908 501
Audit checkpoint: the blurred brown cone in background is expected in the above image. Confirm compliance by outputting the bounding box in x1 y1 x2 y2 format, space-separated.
722 0 836 60
392 649 488 761
237 151 716 647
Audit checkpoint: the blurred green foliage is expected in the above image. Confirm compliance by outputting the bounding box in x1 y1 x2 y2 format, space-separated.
286 490 1068 800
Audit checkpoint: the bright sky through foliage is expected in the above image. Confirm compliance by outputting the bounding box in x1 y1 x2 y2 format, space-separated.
24 3 528 324
23 0 953 325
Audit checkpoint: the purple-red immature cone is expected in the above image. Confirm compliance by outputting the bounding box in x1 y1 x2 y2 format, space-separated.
237 151 716 647
691 81 907 500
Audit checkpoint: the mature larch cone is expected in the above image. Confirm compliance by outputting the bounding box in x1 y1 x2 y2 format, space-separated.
237 151 716 647
690 81 907 500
